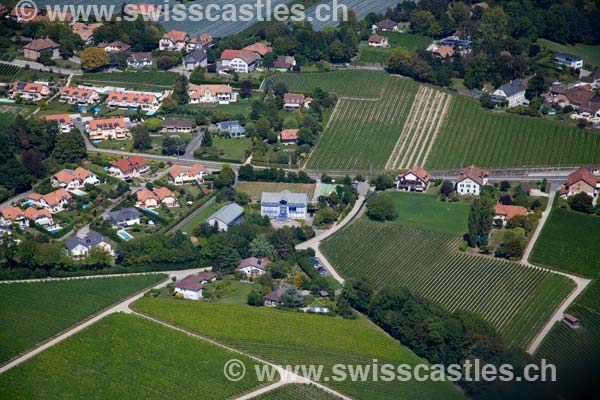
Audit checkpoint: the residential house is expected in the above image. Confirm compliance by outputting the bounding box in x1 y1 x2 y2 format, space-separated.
23 207 54 228
66 231 113 260
106 91 160 112
554 52 583 70
98 41 131 53
546 85 600 116
264 283 300 307
368 35 389 48
216 120 246 138
280 129 299 145
10 82 50 101
168 164 209 185
274 56 296 71
207 203 244 231
492 79 527 108
159 30 189 51
86 117 131 141
183 48 208 72
154 187 178 208
261 190 308 220
283 93 311 110
27 189 72 213
135 189 159 209
395 166 431 192
59 86 100 105
174 273 215 300
51 167 99 190
237 257 272 277
23 38 59 60
440 36 472 54
373 19 398 32
109 207 141 228
109 156 149 180
0 207 26 229
456 165 490 195
71 22 103 44
561 167 599 200
187 33 214 51
242 43 273 57
432 45 454 59
42 114 73 133
219 50 260 74
188 84 236 104
494 204 528 226
163 119 193 133
127 52 153 68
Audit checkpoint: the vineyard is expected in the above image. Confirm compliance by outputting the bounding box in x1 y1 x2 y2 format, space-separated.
0 63 22 81
272 70 389 98
0 274 164 364
320 194 575 349
133 299 462 400
0 314 266 399
306 0 403 31
256 384 341 400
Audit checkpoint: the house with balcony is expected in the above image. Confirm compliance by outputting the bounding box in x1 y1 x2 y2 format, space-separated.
261 190 308 220
159 30 189 51
188 84 236 104
168 164 209 185
395 166 432 192
51 167 99 190
109 156 149 180
10 82 50 101
27 189 72 214
86 117 131 141
59 86 100 106
106 91 160 112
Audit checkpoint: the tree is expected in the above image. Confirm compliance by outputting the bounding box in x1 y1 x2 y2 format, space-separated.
52 131 86 163
240 80 253 98
313 207 338 227
214 165 235 188
238 164 255 181
247 291 264 307
80 47 109 71
21 149 45 178
387 47 412 75
479 93 495 109
161 96 178 113
366 194 398 221
132 125 152 151
374 173 394 191
144 118 163 132
441 180 454 196
173 75 189 105
162 136 185 156
250 234 277 260
467 196 494 247
568 192 594 214
342 278 373 314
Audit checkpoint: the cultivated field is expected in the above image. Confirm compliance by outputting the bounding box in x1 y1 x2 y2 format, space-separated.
0 63 22 81
0 274 164 364
256 384 341 400
0 313 267 399
320 193 575 348
74 71 179 91
237 182 317 200
133 299 463 400
272 70 389 98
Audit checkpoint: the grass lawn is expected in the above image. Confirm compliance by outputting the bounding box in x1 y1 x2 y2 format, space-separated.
356 45 389 64
384 32 432 50
237 182 317 201
95 139 134 152
537 39 600 66
255 384 340 400
133 298 463 400
38 99 78 115
205 137 251 163
179 200 219 235
75 71 178 88
0 313 268 399
0 274 165 364
211 280 256 305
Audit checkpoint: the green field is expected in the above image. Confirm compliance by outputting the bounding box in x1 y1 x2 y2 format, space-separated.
134 299 463 400
256 384 341 399
180 200 219 235
237 181 317 200
0 313 267 399
272 70 390 98
538 39 600 66
201 137 251 163
0 63 22 81
0 274 164 364
75 71 179 90
357 33 431 64
321 193 574 348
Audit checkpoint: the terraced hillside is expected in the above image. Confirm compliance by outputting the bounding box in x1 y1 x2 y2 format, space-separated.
320 193 575 348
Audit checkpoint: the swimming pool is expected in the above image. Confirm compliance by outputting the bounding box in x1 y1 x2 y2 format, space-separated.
117 230 134 241
70 189 87 196
143 208 159 215
47 227 62 234
22 200 34 206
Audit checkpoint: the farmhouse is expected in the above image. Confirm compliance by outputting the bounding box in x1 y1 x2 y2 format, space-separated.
10 81 50 101
207 203 244 231
98 41 131 53
242 43 273 57
71 22 103 44
188 33 214 51
395 166 431 192
43 114 74 133
283 93 312 110
492 79 527 108
183 48 208 72
59 86 100 105
274 56 296 71
168 164 209 185
561 167 599 200
109 156 149 180
160 30 189 51
373 19 398 32
456 165 490 195
66 231 113 260
106 91 160 112
109 207 141 228
280 129 299 145
86 117 131 141
27 189 72 214
217 120 246 138
218 50 261 74
368 35 389 48
136 187 177 209
174 274 212 300
188 84 236 104
0 207 26 229
494 204 528 226
23 38 59 61
163 119 193 133
51 167 99 190
261 190 308 220
23 207 54 228
127 52 153 68
237 257 272 277
554 52 583 70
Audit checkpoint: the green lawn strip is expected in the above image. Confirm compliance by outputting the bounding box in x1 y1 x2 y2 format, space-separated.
237 182 317 201
0 274 165 364
179 201 220 235
0 313 267 399
133 299 463 400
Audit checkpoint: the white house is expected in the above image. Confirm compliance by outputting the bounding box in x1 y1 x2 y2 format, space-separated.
555 52 583 70
159 30 189 51
59 86 100 105
395 166 431 192
491 79 526 108
261 190 308 220
27 189 72 214
10 82 50 101
127 52 153 68
207 203 244 231
108 207 141 229
237 257 272 277
219 50 260 74
455 165 490 196
65 231 113 260
274 56 296 71
168 164 209 185
43 114 74 134
86 117 131 141
216 121 246 138
0 207 26 229
174 273 216 300
368 35 389 48
109 156 149 180
283 93 311 110
51 167 99 190
188 84 236 104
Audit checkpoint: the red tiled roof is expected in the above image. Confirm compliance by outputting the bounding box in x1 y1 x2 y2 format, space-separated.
0 206 23 221
567 167 599 188
60 86 96 100
220 50 260 64
162 29 188 43
368 35 387 44
281 129 299 141
283 93 305 104
24 207 51 221
24 38 59 51
457 165 490 185
400 165 431 183
12 82 47 94
495 204 527 221
88 118 127 131
43 114 72 124
434 45 454 58
153 187 175 201
107 91 157 105
111 156 147 173
175 274 205 291
188 84 232 99
242 43 273 56
137 188 158 202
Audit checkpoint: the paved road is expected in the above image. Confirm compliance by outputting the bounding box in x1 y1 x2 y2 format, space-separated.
169 196 216 233
182 129 205 160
